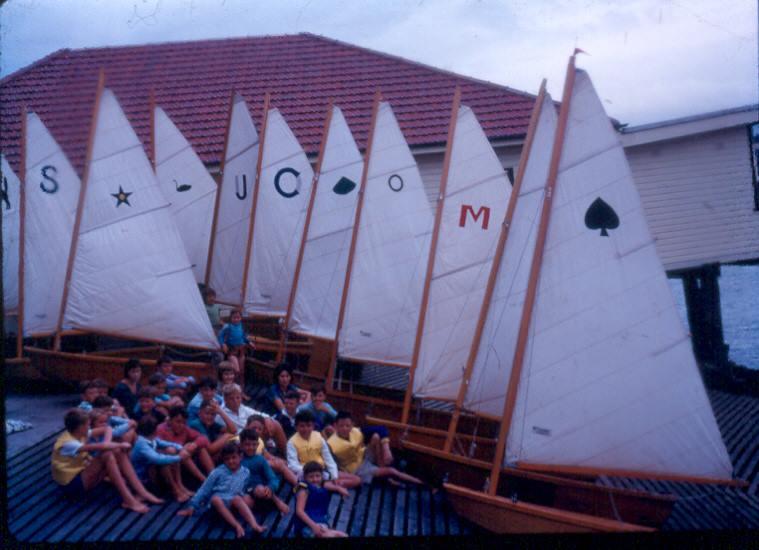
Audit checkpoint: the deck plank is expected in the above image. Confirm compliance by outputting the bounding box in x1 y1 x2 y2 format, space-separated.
349 484 370 536
334 487 358 534
364 484 382 537
378 485 394 536
392 487 406 536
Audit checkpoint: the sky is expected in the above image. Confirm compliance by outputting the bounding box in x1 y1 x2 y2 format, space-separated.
0 0 756 126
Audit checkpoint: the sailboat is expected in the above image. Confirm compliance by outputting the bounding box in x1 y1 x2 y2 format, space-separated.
1 154 21 342
365 54 738 532
24 72 219 386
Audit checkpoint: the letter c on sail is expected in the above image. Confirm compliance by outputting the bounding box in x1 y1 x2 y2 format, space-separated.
40 165 59 194
274 167 301 198
235 174 248 200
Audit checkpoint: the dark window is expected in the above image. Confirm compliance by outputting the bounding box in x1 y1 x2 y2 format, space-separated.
505 166 515 186
750 122 759 211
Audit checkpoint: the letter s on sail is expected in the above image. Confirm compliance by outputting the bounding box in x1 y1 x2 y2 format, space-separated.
40 165 59 194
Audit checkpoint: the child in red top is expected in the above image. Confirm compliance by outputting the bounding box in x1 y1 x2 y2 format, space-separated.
157 406 212 482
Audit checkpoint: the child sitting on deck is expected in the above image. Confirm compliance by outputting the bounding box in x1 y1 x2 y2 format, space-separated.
51 409 161 513
268 363 311 413
245 415 298 487
187 377 223 422
133 388 167 423
77 379 108 413
131 416 194 502
297 384 337 437
221 383 287 454
156 355 195 397
286 410 360 489
293 461 348 538
239 428 289 514
157 405 213 481
273 391 299 439
147 373 184 411
188 399 238 463
177 442 265 538
217 309 253 388
112 359 143 420
91 395 137 444
328 411 422 486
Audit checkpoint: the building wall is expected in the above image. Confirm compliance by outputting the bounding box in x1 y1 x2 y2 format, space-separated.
624 126 759 271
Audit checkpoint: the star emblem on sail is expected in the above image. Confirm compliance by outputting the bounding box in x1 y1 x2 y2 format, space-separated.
60 80 218 350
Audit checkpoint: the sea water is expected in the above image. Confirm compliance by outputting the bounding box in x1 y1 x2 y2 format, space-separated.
669 265 759 370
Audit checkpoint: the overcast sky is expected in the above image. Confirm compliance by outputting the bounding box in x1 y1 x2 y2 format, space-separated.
1 0 756 126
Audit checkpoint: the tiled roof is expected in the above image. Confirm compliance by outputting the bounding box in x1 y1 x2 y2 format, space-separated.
0 33 536 176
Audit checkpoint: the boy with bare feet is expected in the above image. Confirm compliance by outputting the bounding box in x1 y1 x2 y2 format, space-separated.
293 461 348 538
239 428 289 515
177 442 265 538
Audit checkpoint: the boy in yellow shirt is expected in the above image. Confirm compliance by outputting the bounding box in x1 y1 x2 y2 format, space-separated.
327 411 423 486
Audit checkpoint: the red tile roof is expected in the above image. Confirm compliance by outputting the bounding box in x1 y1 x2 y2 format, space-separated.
0 33 536 176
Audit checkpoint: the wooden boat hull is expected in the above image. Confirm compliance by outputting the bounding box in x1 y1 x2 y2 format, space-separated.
443 483 654 533
24 346 213 388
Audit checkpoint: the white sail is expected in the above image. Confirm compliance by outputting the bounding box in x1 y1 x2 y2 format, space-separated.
1 155 20 314
23 112 81 336
289 106 363 340
154 106 217 283
339 101 434 365
463 92 557 417
506 68 732 480
207 93 259 306
63 88 219 349
244 108 313 316
412 105 512 400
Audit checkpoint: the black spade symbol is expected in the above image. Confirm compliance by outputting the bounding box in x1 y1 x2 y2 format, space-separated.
584 197 619 237
174 179 192 193
332 176 357 195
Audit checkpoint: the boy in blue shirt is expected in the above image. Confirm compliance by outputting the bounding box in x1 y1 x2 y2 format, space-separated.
217 309 253 389
239 428 289 514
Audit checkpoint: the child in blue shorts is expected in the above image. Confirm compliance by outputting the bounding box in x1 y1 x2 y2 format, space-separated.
293 461 348 538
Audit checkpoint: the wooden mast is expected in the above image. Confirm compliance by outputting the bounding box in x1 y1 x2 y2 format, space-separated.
443 81 548 453
204 90 237 287
239 93 271 310
276 101 335 363
326 92 383 392
487 56 576 496
53 69 106 351
401 87 462 425
16 107 27 358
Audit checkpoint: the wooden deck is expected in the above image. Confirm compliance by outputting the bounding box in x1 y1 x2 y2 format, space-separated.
6 385 473 542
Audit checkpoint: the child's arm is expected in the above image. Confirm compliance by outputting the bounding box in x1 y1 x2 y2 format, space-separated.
213 403 238 434
295 487 326 537
260 456 280 493
286 441 303 478
324 480 349 498
320 439 339 483
218 325 229 352
179 469 218 515
139 439 185 465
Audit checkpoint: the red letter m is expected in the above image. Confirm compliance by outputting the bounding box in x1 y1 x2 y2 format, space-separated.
459 204 491 230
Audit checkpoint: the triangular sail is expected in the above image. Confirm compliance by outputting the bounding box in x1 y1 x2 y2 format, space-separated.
244 108 314 316
289 106 363 339
412 105 512 400
23 112 81 336
463 92 557 417
207 93 259 306
154 106 217 283
506 68 732 480
1 155 20 315
63 88 218 349
339 101 434 365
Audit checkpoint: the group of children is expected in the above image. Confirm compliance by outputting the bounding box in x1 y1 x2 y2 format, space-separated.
51 354 422 538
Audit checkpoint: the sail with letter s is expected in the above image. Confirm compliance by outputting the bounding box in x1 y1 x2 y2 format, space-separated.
289 106 363 340
62 87 218 349
503 65 732 481
23 112 81 336
154 106 217 283
339 101 434 365
243 108 313 316
412 104 512 401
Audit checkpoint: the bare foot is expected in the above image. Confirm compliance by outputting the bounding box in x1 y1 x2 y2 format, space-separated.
234 524 245 538
142 493 165 504
176 492 191 503
252 523 265 534
122 501 150 514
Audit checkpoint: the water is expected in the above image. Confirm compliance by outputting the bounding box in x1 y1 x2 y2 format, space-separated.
669 265 759 370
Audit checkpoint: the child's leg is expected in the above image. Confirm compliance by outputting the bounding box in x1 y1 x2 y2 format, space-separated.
268 457 297 486
88 451 148 513
323 527 348 538
367 433 385 467
114 449 164 503
172 462 194 495
373 467 423 485
182 454 207 483
264 419 287 455
211 495 245 538
161 464 189 502
232 495 264 533
271 493 289 514
198 448 216 474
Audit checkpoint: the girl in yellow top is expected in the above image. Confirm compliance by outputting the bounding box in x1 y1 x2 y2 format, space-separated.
51 409 162 513
286 410 360 489
327 411 423 486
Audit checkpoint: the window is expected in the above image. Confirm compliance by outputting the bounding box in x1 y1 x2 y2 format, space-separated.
750 122 759 211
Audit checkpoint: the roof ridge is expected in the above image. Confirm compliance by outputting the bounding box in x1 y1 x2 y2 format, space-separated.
298 32 539 102
0 48 71 86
